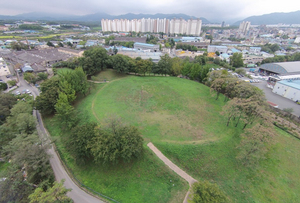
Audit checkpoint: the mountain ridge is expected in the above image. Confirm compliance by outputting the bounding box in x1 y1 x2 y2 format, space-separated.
234 10 300 25
0 12 210 23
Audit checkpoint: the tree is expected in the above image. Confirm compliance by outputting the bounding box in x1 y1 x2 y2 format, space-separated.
11 41 29 51
58 42 64 47
113 54 129 73
29 179 72 203
0 82 8 91
158 54 172 76
37 72 48 81
113 46 118 55
3 133 54 186
88 118 143 164
47 41 55 47
189 181 228 203
215 51 220 56
7 80 17 86
24 72 38 84
35 76 60 115
170 57 183 76
236 123 274 167
0 164 34 203
67 42 73 47
0 93 17 124
230 53 243 68
55 92 75 129
79 47 109 76
67 123 97 164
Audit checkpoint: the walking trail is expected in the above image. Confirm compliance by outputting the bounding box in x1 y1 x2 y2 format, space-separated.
147 142 197 203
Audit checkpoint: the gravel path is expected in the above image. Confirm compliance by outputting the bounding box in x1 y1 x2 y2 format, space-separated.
147 142 197 203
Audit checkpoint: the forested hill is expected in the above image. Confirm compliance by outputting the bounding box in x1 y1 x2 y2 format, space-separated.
233 10 300 25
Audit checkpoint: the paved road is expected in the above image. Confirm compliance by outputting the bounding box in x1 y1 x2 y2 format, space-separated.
250 80 300 117
16 75 104 203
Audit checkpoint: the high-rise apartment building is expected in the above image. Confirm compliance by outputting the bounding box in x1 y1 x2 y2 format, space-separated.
239 21 251 34
101 18 202 36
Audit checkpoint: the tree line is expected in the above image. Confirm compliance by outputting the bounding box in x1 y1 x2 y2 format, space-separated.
0 94 72 202
209 70 275 167
36 63 144 166
261 52 300 64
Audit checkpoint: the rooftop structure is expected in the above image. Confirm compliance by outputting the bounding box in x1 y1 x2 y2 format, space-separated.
134 42 160 52
259 61 300 75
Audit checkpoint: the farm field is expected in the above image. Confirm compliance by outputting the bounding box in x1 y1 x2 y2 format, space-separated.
45 70 300 203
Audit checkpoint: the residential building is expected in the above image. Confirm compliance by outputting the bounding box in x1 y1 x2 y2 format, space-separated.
239 21 251 35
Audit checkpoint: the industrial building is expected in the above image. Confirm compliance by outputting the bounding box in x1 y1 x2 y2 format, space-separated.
134 42 160 52
272 79 300 102
207 45 228 54
259 61 300 76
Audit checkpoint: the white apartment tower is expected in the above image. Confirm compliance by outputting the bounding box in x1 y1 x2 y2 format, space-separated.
101 18 201 36
239 21 251 34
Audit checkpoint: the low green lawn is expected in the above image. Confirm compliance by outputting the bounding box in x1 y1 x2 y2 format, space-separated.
92 69 128 82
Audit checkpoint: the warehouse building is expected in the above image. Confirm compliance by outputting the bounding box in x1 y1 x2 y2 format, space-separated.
272 79 300 102
259 61 300 76
134 42 160 52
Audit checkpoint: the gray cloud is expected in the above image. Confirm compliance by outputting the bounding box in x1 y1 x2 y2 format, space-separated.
0 0 299 22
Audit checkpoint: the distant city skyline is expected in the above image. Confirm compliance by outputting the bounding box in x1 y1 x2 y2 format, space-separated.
1 0 300 23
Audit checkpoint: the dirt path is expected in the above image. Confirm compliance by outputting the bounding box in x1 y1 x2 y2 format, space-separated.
147 142 197 203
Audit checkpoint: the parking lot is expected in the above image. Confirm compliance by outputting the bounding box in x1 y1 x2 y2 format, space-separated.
250 79 300 117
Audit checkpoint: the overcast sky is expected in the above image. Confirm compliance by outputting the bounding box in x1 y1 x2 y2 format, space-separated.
1 0 300 22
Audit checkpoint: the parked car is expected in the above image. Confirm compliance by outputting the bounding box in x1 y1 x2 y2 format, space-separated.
15 91 20 95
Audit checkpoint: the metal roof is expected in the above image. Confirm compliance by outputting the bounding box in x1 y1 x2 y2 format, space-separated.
260 61 300 75
134 42 158 47
278 79 300 90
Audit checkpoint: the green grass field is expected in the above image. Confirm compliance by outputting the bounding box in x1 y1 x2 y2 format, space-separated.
92 69 128 82
44 70 300 203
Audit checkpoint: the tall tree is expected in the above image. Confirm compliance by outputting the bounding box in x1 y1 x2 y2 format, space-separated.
230 53 244 68
158 54 172 76
35 76 60 115
113 54 130 73
79 47 109 76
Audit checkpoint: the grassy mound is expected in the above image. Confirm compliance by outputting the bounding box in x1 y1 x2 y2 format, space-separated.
45 70 300 202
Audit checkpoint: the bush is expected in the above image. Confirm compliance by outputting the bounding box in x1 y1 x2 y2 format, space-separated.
0 82 8 91
7 80 17 87
189 181 229 203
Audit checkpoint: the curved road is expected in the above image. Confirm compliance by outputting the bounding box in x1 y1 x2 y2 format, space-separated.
15 75 104 203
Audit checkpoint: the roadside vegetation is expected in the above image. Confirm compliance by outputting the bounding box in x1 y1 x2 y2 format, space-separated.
0 94 71 202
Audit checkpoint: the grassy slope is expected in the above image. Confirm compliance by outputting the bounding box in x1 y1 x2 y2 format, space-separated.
44 82 188 203
92 76 238 144
92 69 128 82
45 70 300 202
91 74 300 202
